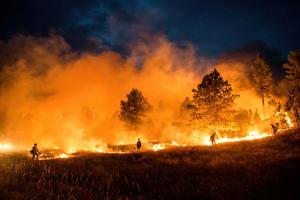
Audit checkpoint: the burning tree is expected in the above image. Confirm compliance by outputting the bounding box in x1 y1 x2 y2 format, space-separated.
283 49 300 126
191 69 239 131
252 54 273 115
119 88 152 129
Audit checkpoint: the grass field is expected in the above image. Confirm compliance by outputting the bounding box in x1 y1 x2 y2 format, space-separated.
1 131 300 200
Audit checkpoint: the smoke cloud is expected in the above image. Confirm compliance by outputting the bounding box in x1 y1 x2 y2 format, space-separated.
0 34 283 150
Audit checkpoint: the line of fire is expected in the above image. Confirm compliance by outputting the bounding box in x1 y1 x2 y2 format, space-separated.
0 38 299 160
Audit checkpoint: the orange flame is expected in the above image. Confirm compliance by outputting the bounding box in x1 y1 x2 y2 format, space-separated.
204 130 272 145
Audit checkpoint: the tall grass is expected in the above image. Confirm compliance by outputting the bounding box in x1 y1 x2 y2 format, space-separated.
1 132 300 199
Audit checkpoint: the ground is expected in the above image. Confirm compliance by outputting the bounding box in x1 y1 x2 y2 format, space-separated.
1 131 300 200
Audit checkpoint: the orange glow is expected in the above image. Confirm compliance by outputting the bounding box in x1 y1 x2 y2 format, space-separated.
56 153 69 159
204 130 272 145
0 35 296 152
0 143 13 151
284 112 293 127
152 144 165 151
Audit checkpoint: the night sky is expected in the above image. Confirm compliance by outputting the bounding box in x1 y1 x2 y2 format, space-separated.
1 0 300 57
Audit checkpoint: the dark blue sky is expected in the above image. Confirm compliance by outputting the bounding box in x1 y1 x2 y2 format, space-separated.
1 0 300 56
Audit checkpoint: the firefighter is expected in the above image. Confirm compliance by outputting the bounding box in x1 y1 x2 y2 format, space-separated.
210 131 217 145
136 138 142 152
30 143 41 160
271 123 279 135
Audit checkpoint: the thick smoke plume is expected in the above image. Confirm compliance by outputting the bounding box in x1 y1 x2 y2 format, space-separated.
0 34 282 150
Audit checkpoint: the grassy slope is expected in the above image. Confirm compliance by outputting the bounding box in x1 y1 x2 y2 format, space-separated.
0 131 300 200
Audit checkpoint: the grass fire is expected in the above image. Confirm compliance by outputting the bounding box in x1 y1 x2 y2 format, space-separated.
1 1 300 199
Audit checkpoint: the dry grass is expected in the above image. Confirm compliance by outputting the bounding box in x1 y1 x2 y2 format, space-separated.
1 131 300 200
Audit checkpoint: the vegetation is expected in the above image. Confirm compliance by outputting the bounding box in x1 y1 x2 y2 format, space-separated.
283 49 300 127
0 130 299 199
119 88 152 129
252 54 273 115
191 69 239 130
283 49 300 87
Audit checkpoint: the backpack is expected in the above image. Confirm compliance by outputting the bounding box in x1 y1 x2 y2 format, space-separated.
30 149 34 154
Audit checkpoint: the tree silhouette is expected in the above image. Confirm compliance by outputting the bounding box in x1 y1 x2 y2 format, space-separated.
252 54 273 115
119 88 152 129
191 69 239 130
283 49 300 126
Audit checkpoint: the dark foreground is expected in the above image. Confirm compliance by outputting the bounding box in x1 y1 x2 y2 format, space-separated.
1 132 300 200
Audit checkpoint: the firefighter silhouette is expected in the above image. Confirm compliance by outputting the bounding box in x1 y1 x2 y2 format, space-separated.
30 143 41 160
210 132 217 145
271 123 279 135
136 138 142 151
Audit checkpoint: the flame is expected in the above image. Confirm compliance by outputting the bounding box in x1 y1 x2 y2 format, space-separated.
275 111 294 128
171 141 180 146
67 148 77 154
284 112 293 127
56 153 69 159
204 130 272 145
152 144 165 151
0 143 13 151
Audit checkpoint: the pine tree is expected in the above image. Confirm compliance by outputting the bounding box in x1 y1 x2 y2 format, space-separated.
252 54 273 115
283 49 300 87
119 88 152 129
191 69 239 130
283 49 300 126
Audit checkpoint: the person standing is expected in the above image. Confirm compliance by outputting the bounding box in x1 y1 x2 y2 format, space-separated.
30 143 41 160
136 138 142 152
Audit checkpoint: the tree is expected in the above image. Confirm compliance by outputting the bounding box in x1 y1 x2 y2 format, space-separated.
119 88 152 129
283 49 300 126
191 69 239 130
283 49 300 87
252 54 273 115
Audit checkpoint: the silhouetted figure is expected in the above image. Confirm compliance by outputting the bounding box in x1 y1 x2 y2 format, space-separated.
210 132 217 145
136 138 142 152
271 123 279 135
30 143 41 160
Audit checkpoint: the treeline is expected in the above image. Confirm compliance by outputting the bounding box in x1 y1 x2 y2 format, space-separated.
119 49 300 135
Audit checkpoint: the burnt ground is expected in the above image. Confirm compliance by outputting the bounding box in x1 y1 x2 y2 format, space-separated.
0 130 300 200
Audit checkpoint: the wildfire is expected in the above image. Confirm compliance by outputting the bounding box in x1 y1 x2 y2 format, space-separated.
171 141 180 146
56 153 70 159
275 111 294 128
152 144 165 151
284 112 294 127
204 130 272 145
0 143 13 151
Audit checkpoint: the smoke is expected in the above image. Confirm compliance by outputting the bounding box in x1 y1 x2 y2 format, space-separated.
0 34 285 150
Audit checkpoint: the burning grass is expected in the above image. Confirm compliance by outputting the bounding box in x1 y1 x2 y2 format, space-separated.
0 129 299 199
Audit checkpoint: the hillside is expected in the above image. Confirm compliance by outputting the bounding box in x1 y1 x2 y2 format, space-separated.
1 131 300 199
